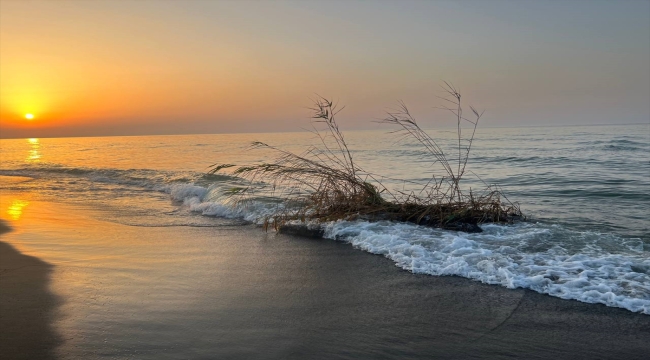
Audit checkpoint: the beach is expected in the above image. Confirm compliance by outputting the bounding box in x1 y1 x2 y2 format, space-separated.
1 194 648 359
0 220 60 360
2 0 649 358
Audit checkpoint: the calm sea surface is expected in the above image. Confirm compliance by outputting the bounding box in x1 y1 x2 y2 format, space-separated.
1 124 648 314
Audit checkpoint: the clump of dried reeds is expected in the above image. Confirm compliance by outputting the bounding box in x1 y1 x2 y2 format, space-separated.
209 84 523 233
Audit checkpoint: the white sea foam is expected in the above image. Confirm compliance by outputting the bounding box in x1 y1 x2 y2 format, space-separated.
169 183 209 201
165 183 277 223
6 164 647 315
164 181 650 314
321 220 650 314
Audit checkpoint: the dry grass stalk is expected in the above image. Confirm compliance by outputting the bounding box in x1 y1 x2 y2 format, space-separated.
209 88 523 233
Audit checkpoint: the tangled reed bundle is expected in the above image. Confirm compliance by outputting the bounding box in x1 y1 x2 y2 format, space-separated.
210 84 523 233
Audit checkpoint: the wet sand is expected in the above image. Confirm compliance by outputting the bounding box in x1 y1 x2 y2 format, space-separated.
0 200 648 359
0 221 60 359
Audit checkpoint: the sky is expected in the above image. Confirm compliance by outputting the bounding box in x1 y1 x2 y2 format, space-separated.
1 0 649 138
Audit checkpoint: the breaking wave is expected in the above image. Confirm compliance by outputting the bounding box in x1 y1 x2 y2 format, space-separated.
167 182 650 315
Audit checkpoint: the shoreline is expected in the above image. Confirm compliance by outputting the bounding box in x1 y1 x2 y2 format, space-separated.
0 201 648 359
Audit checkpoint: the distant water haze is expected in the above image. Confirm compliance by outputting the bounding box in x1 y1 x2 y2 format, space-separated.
1 0 649 138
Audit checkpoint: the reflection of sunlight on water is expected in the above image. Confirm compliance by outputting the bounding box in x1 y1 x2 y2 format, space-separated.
7 199 29 220
27 138 41 162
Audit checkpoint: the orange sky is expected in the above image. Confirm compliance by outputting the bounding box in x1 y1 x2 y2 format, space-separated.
1 0 649 138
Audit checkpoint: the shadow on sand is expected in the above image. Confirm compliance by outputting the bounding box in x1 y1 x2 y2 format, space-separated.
0 221 61 360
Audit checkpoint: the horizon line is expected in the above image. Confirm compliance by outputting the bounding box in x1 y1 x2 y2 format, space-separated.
0 121 648 141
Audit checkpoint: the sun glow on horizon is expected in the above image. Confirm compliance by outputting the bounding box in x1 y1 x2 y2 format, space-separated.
25 113 34 120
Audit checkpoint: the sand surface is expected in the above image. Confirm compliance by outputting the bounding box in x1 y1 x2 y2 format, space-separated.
0 197 648 359
0 221 60 359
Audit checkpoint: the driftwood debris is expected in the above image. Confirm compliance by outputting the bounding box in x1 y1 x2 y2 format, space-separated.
210 84 523 235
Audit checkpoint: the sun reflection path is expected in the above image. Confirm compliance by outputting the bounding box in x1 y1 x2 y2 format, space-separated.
6 199 30 220
27 138 41 162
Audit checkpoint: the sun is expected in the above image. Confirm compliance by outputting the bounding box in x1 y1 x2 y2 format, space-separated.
25 113 34 120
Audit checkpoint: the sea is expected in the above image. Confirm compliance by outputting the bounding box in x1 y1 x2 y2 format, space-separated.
1 123 648 315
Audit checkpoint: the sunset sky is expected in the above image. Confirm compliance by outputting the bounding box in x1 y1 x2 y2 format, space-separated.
1 0 648 138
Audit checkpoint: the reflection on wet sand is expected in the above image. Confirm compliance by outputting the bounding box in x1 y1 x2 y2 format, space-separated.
6 200 29 221
0 221 61 360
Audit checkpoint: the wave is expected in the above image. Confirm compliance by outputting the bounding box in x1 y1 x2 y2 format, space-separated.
2 166 648 315
166 183 279 223
167 182 649 315
602 144 645 152
572 139 649 153
323 220 649 315
0 166 238 190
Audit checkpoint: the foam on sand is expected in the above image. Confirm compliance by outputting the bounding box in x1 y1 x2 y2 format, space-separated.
165 182 649 315
322 220 650 314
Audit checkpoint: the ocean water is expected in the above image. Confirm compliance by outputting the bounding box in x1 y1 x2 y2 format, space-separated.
1 124 648 314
